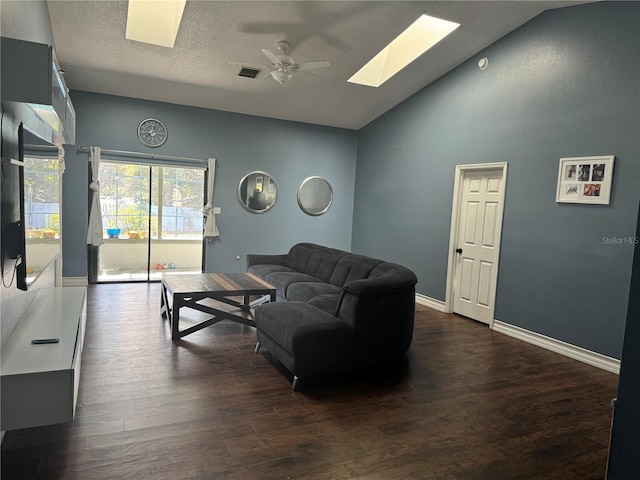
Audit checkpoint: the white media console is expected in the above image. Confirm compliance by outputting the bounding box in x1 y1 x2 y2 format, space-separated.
1 287 87 430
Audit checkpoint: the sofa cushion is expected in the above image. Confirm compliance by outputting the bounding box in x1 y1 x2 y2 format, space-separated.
329 254 383 287
255 301 355 377
307 293 341 315
303 247 348 282
286 282 342 303
248 264 296 280
265 271 321 299
283 243 318 272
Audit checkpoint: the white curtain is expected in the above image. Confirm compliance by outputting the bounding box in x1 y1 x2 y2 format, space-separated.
86 146 104 246
203 158 220 238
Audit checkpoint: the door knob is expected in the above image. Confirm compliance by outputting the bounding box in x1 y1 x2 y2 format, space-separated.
455 248 463 254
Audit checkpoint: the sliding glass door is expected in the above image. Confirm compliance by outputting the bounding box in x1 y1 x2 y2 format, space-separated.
95 160 204 282
98 162 150 281
149 166 205 280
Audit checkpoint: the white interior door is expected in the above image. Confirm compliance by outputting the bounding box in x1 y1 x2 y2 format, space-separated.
451 167 506 324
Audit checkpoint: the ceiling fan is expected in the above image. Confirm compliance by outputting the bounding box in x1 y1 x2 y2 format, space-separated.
237 40 330 84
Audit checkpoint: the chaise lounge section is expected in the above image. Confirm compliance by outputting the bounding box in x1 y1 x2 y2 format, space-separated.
247 243 417 389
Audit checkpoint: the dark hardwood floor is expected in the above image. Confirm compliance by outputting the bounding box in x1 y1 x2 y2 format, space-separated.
2 283 619 479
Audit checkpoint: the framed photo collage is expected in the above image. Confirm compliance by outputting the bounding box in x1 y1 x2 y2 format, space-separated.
556 155 614 205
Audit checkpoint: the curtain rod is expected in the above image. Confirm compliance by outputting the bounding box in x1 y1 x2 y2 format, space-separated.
25 144 59 151
78 147 206 164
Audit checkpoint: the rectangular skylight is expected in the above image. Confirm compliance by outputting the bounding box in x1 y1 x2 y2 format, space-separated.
126 0 187 48
348 14 460 87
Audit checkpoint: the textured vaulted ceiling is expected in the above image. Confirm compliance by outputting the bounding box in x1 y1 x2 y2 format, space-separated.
46 1 584 130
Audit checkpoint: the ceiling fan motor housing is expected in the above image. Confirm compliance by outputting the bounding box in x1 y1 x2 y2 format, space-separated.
271 67 294 84
276 40 290 53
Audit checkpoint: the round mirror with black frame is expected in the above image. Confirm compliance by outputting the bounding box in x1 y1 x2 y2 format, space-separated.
237 171 278 214
297 176 333 216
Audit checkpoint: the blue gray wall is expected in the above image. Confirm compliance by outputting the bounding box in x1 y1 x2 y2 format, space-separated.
352 1 640 359
62 92 358 277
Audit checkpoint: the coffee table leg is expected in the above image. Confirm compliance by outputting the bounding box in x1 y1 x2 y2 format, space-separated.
172 295 182 341
160 282 170 319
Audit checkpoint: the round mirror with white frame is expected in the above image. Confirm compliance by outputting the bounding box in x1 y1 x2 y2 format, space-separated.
297 176 333 216
237 171 277 214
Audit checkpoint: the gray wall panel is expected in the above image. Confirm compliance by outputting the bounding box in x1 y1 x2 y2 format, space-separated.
352 2 640 358
62 91 357 277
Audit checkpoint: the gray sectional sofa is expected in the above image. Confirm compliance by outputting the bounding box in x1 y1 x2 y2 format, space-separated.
247 243 417 389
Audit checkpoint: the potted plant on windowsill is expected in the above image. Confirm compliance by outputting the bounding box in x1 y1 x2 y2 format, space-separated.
106 228 121 238
41 228 56 239
105 216 121 238
26 228 42 239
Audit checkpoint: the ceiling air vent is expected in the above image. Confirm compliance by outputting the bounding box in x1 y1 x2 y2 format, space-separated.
238 67 261 79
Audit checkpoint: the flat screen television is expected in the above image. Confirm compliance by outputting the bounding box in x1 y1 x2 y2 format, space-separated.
1 122 28 291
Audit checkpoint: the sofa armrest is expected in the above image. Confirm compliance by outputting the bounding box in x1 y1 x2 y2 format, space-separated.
342 274 417 298
335 274 417 323
246 253 287 269
335 275 416 365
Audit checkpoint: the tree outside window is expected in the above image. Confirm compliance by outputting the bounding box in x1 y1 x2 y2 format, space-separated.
24 157 61 238
99 161 204 239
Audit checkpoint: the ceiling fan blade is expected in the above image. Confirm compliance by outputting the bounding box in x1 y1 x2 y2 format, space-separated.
261 49 281 65
296 61 330 70
298 70 322 78
260 68 278 80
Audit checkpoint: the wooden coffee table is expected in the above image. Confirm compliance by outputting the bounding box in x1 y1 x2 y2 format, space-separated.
160 273 276 341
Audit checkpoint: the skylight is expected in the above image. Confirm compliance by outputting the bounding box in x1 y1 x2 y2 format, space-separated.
125 0 187 48
348 13 460 88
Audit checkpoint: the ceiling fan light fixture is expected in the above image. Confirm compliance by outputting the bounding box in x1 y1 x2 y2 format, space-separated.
126 0 187 48
348 13 460 87
271 68 294 84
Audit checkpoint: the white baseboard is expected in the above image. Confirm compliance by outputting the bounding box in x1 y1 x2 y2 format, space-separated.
415 293 446 312
63 277 88 287
491 320 620 374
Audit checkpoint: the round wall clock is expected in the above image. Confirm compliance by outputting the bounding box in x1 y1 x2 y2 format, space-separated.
137 118 167 147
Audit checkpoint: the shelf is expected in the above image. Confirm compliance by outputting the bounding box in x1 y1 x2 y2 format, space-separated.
1 287 87 430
